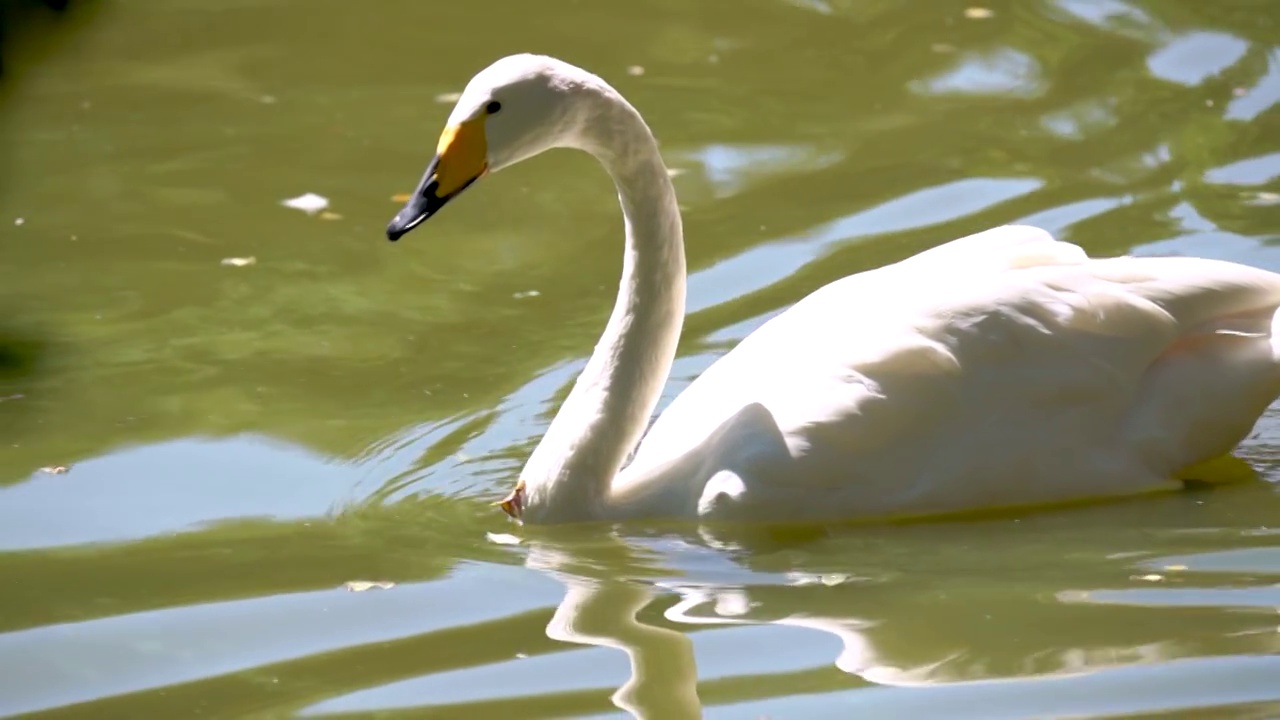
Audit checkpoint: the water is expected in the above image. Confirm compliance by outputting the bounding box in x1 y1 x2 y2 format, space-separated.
2 0 1279 717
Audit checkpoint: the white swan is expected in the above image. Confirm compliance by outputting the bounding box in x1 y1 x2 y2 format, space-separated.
386 54 1280 525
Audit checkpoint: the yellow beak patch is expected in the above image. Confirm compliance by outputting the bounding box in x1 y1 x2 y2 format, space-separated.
434 118 488 196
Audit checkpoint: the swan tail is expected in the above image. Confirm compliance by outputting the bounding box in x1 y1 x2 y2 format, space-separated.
1126 304 1280 482
1272 301 1280 358
1175 304 1280 487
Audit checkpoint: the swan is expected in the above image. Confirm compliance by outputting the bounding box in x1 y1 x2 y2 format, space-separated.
386 53 1280 525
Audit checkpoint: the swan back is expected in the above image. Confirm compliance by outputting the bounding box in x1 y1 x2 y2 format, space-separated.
618 226 1280 521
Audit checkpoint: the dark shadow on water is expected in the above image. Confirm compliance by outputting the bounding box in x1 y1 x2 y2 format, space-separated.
0 0 80 83
0 329 40 379
1 1 92 440
0 323 47 442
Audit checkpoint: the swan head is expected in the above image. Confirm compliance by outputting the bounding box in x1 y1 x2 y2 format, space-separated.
386 53 603 241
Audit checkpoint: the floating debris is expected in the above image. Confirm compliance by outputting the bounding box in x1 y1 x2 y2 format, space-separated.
512 290 540 299
318 211 343 221
486 532 522 546
964 7 994 19
220 256 257 267
1133 573 1164 583
1163 564 1188 572
281 192 330 215
344 580 396 592
14 218 24 226
39 466 69 475
435 91 463 104
666 167 686 178
786 571 858 587
626 65 645 76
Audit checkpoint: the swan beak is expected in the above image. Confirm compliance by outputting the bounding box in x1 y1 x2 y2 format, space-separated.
386 118 488 241
496 481 525 521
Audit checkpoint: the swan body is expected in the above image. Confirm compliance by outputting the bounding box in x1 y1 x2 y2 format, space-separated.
387 54 1280 525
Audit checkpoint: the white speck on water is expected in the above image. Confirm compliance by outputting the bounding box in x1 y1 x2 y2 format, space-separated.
281 193 330 215
486 532 522 546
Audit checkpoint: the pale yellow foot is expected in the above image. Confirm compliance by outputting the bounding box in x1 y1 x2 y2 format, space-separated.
1174 454 1259 487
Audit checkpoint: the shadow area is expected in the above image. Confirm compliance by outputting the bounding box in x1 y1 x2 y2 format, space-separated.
0 0 81 83
0 317 51 445
1 0 94 441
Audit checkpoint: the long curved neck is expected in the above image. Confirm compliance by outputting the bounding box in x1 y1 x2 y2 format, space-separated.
519 85 686 521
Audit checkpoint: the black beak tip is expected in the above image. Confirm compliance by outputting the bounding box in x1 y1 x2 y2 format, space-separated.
384 161 476 243
385 204 431 242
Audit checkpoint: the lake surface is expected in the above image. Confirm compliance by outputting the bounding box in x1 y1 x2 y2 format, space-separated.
2 0 1280 717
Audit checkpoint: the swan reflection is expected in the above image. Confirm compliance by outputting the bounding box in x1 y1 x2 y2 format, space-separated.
517 523 1280 719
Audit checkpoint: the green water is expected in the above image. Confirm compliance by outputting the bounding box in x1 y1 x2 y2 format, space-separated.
2 0 1280 717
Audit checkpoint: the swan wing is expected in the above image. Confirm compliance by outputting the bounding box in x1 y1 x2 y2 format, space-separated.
623 226 1280 519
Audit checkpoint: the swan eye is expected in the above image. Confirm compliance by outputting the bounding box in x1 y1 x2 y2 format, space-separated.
486 100 502 115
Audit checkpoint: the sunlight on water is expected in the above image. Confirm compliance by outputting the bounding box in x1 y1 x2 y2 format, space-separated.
1147 32 1249 87
911 48 1045 98
0 437 348 549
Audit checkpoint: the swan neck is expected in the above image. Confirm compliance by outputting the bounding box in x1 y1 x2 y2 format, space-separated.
519 88 686 520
